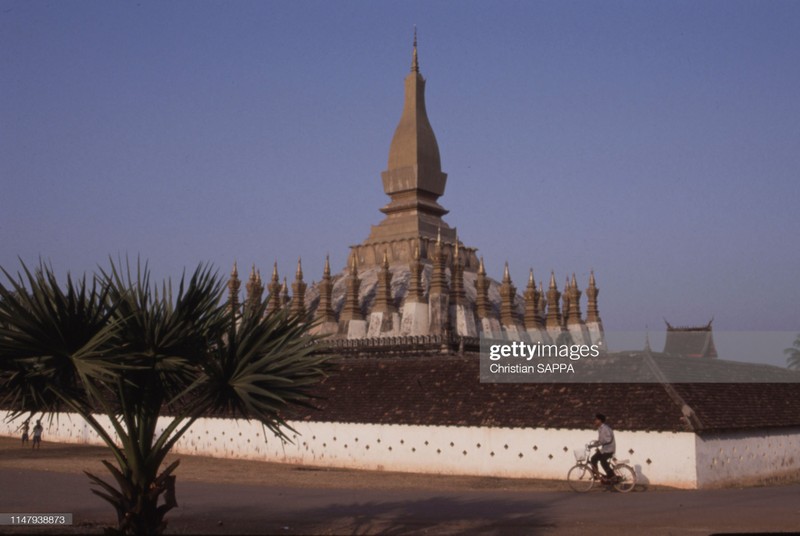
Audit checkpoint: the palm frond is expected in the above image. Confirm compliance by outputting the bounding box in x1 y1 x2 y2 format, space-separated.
0 261 120 414
93 260 230 422
195 300 330 439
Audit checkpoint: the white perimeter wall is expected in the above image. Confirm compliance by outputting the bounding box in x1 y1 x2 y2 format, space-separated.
695 428 800 487
1 410 700 488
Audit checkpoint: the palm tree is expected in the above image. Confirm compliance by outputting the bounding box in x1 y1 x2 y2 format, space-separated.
0 260 329 534
786 334 800 370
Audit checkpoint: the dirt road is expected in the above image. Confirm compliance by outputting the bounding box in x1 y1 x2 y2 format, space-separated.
2 437 799 534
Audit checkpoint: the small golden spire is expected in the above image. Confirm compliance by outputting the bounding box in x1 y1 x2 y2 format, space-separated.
503 261 511 282
571 272 577 289
549 271 557 289
589 269 596 287
250 264 257 280
280 276 290 307
296 257 303 280
231 261 238 277
323 254 331 277
271 261 279 283
350 253 358 274
478 256 486 276
528 268 535 286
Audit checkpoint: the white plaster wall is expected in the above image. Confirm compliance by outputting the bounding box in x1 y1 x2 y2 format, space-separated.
695 428 800 487
0 411 699 488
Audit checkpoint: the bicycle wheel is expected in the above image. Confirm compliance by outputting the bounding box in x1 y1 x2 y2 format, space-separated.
567 463 595 492
613 464 636 493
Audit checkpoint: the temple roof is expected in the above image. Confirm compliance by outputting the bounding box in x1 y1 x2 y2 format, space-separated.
286 352 800 433
663 320 717 358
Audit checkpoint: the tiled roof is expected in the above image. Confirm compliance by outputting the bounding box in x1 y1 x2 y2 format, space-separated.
672 383 800 432
287 352 800 434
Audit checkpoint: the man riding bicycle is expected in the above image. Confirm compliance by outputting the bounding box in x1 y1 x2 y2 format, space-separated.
589 413 616 481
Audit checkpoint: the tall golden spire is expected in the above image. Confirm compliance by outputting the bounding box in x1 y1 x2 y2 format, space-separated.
363 27 450 250
406 242 424 304
545 271 563 331
561 276 571 329
280 277 290 308
538 281 546 318
475 256 491 319
373 251 396 315
524 268 542 330
339 254 363 322
246 264 263 314
499 262 517 327
567 273 583 325
228 261 241 318
449 238 466 306
429 230 448 295
266 262 281 316
586 270 601 323
315 255 336 324
290 258 306 317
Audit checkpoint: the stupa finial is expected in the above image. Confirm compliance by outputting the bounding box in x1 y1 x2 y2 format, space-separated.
411 26 419 73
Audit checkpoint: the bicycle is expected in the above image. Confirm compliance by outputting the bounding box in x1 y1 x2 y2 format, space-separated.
567 444 636 492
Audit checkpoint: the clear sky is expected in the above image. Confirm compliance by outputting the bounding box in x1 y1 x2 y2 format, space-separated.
1 1 798 360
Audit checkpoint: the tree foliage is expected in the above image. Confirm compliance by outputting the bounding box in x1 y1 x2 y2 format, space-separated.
0 260 329 534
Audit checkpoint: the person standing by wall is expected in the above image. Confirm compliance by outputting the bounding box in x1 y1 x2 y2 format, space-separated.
20 420 30 445
32 419 43 450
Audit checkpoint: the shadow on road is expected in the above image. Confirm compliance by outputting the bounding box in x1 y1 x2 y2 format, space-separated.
170 493 558 535
274 495 553 535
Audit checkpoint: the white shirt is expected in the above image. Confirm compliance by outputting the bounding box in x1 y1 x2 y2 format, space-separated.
597 423 615 454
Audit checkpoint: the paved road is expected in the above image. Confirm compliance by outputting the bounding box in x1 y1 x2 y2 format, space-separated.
2 468 800 534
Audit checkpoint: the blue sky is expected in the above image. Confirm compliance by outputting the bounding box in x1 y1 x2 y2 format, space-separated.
1 1 798 359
